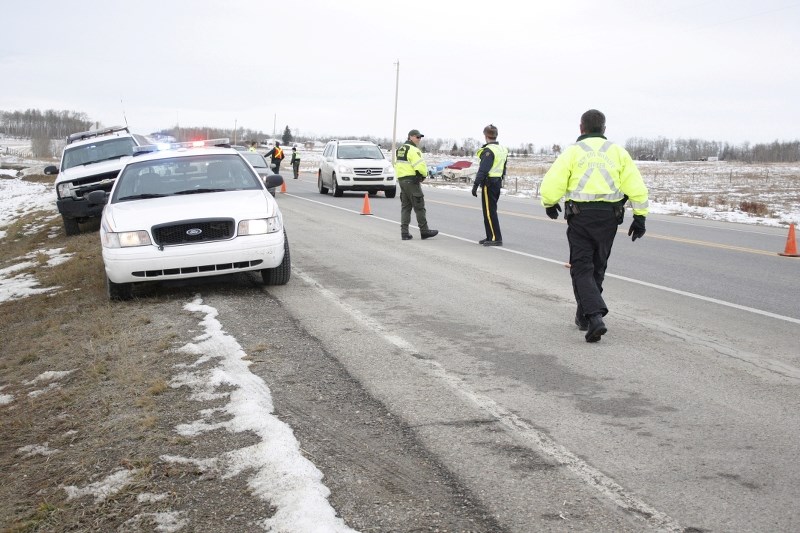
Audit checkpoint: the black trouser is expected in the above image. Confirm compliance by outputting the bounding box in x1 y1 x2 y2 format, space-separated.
481 177 502 242
567 206 618 319
271 160 282 173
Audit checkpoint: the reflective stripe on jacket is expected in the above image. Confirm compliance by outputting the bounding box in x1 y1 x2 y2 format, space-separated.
476 143 508 178
394 141 428 178
540 135 649 215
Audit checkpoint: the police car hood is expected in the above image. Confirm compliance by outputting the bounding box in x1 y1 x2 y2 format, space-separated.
105 190 277 230
55 158 130 184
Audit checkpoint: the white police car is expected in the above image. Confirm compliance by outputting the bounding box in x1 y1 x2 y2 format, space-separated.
88 139 289 300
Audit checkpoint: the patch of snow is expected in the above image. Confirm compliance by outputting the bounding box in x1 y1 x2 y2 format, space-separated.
62 469 138 503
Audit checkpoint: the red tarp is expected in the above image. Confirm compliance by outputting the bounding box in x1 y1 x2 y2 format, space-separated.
446 161 472 169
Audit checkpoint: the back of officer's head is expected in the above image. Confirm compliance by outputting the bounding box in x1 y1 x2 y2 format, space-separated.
483 124 498 140
581 109 606 134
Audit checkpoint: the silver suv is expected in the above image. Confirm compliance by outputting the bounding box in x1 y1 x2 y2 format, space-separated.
44 126 149 235
318 139 396 198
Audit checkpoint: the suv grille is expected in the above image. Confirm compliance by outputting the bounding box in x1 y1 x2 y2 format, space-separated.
152 218 235 246
353 167 384 176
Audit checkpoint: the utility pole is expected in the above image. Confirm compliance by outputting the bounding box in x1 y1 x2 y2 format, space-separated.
273 114 276 138
392 60 399 163
233 119 237 144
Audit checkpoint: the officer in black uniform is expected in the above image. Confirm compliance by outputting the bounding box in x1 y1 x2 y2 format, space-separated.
471 124 509 246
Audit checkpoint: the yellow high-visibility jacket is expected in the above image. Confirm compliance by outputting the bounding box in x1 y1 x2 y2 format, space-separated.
541 135 649 216
395 141 428 179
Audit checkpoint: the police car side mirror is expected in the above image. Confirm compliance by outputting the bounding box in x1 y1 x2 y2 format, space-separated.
263 174 284 190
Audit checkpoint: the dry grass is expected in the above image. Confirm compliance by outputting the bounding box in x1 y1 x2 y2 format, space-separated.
0 192 203 531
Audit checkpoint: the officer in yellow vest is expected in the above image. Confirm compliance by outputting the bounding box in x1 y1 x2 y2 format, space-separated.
541 109 649 342
471 124 508 246
395 129 438 240
290 146 300 179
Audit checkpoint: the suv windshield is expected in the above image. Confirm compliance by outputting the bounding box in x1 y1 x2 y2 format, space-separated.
336 144 384 160
62 137 137 170
112 154 262 202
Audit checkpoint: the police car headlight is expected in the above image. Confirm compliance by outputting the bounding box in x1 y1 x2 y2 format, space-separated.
56 183 70 198
102 230 151 248
239 217 281 235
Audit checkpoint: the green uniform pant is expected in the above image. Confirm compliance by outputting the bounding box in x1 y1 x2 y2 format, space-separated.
398 178 428 234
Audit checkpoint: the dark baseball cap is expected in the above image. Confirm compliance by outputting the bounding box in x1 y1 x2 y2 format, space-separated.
408 129 424 138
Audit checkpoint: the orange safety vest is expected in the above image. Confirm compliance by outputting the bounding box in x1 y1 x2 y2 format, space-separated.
273 147 284 160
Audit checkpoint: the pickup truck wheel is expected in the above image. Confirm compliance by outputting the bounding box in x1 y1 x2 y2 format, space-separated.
318 171 328 194
261 231 291 286
106 275 133 301
62 215 80 236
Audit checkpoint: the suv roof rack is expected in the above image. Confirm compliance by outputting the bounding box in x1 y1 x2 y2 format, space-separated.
67 125 130 145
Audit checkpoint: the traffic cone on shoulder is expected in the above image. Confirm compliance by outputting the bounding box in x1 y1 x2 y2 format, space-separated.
280 179 287 193
361 193 372 215
778 223 800 257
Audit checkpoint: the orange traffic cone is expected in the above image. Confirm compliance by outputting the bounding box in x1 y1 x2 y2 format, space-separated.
778 223 800 257
280 180 287 193
361 193 372 215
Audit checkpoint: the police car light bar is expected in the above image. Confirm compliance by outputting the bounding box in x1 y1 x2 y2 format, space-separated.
133 138 232 155
66 125 130 144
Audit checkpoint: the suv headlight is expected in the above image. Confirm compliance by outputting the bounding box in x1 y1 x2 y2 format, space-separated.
337 164 353 174
238 216 282 235
102 230 151 248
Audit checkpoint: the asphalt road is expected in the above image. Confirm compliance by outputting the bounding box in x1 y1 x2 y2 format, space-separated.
262 173 799 532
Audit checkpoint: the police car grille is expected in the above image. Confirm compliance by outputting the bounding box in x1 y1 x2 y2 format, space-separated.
353 167 384 176
152 219 235 246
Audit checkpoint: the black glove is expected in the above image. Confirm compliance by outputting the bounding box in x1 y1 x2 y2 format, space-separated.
471 184 478 197
545 204 562 220
628 214 646 241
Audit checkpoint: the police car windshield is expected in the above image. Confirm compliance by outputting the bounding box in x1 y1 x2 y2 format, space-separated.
336 145 384 159
113 154 262 202
62 138 137 170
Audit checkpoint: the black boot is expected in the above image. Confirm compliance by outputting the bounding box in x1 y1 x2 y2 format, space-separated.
575 309 589 331
420 229 438 239
585 314 607 343
401 233 413 240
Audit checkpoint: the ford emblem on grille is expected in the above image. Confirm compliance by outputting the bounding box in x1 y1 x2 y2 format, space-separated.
186 228 203 236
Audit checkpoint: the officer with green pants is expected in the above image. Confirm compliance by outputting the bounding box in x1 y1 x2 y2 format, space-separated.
394 129 438 240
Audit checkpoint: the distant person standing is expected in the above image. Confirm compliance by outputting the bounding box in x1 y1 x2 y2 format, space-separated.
248 141 257 152
540 109 649 343
471 124 508 246
290 146 301 179
265 142 285 173
394 129 438 240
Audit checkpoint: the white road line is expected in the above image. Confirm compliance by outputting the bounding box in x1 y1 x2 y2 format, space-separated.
285 193 800 325
293 267 685 532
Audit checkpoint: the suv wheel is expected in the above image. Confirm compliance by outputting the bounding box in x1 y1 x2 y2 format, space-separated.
318 170 328 195
385 187 397 199
62 215 80 236
106 275 133 300
332 173 343 197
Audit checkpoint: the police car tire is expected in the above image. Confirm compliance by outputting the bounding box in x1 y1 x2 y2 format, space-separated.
261 232 291 286
106 275 133 301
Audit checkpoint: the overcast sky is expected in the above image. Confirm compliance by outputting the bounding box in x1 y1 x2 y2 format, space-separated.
2 0 799 148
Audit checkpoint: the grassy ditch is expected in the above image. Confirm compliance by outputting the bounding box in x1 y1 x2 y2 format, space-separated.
0 183 206 531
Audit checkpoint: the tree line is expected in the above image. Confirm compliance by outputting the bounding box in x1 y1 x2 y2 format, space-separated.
624 137 800 163
2 108 799 163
